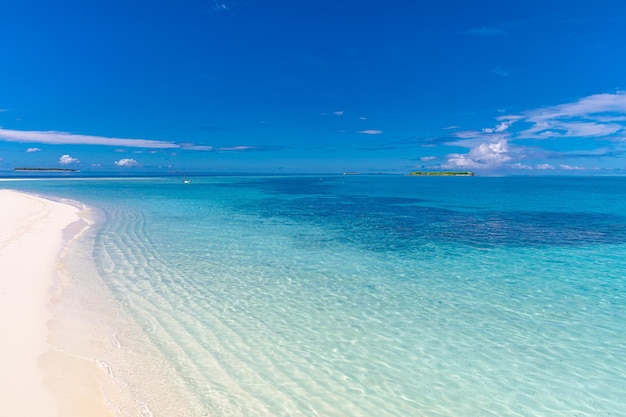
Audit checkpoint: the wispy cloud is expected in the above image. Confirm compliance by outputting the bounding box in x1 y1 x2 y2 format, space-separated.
564 147 626 158
537 163 555 170
358 130 383 135
0 128 180 149
501 92 626 140
511 162 533 170
115 158 141 167
207 0 238 14
333 111 344 116
218 145 257 152
217 145 287 152
0 127 220 152
559 164 586 171
180 143 214 151
493 67 509 77
59 154 80 165
465 27 507 36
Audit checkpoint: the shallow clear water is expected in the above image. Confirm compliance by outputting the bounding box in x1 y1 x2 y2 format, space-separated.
4 175 626 416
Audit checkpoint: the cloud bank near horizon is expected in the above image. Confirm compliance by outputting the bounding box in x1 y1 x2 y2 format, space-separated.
4 92 626 173
439 92 626 171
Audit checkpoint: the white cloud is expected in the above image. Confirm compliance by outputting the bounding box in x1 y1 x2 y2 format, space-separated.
482 121 513 134
359 116 367 120
59 154 80 165
420 156 437 162
114 158 141 167
511 162 533 170
495 121 511 132
537 164 555 170
358 130 383 135
333 111 344 116
26 147 41 153
0 128 179 149
443 139 512 169
559 164 586 171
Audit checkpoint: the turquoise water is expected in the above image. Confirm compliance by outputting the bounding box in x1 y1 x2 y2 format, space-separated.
4 176 626 416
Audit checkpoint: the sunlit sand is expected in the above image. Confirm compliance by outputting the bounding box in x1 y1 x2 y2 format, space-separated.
0 190 113 417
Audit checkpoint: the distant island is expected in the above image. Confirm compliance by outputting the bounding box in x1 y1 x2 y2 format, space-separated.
14 167 79 172
407 171 475 176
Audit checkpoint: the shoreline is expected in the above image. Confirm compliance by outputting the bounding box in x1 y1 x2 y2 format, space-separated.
0 189 114 416
0 188 197 416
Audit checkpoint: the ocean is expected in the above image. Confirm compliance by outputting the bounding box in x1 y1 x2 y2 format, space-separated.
3 175 626 416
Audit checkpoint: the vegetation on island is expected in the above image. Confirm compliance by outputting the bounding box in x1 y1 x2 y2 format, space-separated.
407 171 475 176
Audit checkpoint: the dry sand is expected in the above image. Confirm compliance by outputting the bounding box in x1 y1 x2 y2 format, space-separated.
0 189 112 417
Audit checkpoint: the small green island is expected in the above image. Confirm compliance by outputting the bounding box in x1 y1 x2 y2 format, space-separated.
407 171 475 176
14 167 79 172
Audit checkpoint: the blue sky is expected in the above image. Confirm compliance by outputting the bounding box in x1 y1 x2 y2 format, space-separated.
1 0 626 174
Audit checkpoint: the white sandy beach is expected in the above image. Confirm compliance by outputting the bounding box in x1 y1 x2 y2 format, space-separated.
1 188 202 417
0 189 110 417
